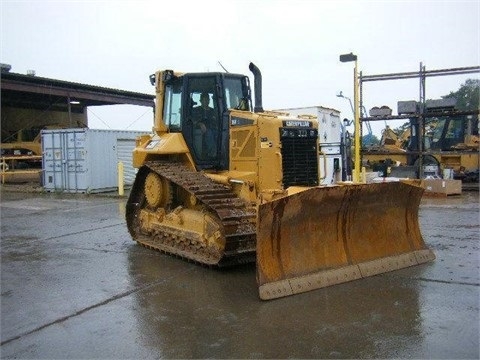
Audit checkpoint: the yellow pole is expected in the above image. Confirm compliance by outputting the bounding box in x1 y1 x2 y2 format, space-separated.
118 161 124 196
353 60 361 183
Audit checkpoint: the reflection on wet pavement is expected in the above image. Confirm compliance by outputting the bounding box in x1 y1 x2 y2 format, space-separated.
0 190 478 358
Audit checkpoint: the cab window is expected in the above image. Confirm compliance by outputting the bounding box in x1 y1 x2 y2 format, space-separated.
224 77 250 111
163 80 182 132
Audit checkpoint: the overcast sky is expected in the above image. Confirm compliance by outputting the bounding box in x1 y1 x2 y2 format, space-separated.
1 0 479 135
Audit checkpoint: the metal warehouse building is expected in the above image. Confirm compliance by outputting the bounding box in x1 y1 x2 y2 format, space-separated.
1 64 155 190
1 64 154 134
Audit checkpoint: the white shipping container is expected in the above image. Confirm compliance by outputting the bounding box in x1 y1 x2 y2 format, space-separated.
41 128 149 193
275 106 343 184
276 106 342 149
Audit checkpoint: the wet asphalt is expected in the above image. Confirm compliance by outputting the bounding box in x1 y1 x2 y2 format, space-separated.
0 188 478 359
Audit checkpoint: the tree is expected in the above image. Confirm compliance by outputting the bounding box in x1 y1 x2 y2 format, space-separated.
443 78 479 111
390 79 479 135
392 121 410 135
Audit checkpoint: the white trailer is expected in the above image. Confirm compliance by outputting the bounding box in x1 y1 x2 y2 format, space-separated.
275 106 344 185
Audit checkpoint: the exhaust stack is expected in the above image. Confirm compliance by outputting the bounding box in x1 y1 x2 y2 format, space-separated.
249 62 264 113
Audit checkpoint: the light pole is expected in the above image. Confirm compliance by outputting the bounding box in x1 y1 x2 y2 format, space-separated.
337 91 354 115
338 91 374 146
337 92 353 181
339 52 361 183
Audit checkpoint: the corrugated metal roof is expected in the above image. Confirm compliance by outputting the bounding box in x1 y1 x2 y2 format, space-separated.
1 71 155 111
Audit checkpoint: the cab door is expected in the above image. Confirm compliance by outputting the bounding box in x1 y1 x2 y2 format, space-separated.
182 75 224 170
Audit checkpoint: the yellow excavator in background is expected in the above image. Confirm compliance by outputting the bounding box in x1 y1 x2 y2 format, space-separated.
380 125 411 152
363 104 479 182
126 63 435 300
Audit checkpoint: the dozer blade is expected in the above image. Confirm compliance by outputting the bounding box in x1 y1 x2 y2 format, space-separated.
256 181 435 300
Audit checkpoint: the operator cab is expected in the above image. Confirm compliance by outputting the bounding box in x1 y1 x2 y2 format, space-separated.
162 72 252 170
430 116 466 150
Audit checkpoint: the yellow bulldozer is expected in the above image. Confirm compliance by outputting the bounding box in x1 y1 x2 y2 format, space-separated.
126 63 435 300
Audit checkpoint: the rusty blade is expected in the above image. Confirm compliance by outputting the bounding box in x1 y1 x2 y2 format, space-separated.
256 182 435 300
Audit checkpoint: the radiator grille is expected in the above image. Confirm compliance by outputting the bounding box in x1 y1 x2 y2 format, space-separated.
280 128 318 187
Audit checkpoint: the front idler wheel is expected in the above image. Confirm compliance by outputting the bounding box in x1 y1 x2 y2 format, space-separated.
144 171 171 209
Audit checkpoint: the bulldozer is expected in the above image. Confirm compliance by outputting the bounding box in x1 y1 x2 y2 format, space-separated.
126 63 435 300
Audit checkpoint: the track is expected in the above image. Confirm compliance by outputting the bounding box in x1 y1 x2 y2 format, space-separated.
126 161 257 267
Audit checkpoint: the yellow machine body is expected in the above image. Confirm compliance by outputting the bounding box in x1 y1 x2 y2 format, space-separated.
0 125 67 157
126 64 434 300
363 118 479 180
